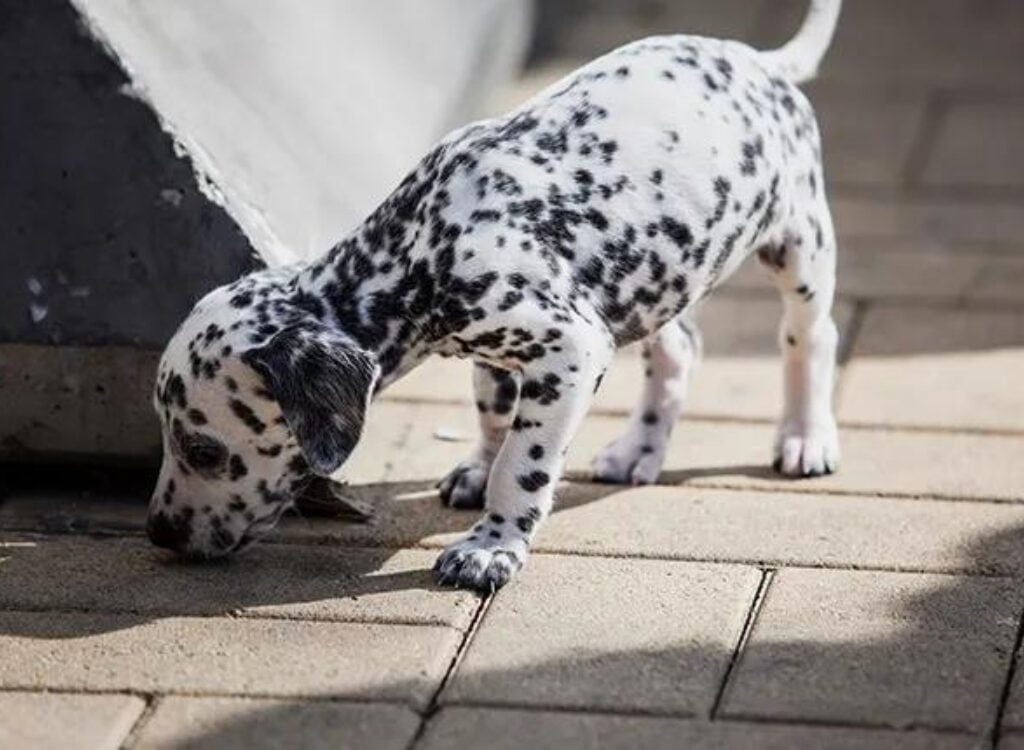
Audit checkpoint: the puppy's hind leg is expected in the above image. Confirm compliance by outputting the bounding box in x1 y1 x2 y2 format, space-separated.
438 363 519 509
592 315 702 485
759 207 840 477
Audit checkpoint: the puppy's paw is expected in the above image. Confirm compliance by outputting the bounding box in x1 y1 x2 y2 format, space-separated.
437 459 489 509
591 437 666 486
433 523 527 591
772 420 840 477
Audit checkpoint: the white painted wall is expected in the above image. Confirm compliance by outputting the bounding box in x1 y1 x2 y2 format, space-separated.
73 0 532 265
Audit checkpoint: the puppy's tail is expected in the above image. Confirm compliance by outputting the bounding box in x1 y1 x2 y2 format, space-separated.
760 0 842 84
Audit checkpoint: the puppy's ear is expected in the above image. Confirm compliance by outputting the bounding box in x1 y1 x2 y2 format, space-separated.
242 323 379 476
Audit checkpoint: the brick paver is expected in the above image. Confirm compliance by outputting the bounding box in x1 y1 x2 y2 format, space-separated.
0 535 478 628
273 481 1024 576
831 195 1024 247
421 707 978 750
970 259 1024 304
134 697 419 750
339 401 419 485
0 691 145 750
529 485 1024 575
0 612 459 709
567 418 1024 502
444 556 760 715
921 103 1024 189
840 305 1024 432
814 93 928 188
720 569 1023 731
6 0 1024 746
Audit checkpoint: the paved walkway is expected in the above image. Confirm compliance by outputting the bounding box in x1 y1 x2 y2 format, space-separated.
3 1 1024 747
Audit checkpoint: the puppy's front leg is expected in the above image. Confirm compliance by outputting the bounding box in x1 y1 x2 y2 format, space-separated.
435 321 613 591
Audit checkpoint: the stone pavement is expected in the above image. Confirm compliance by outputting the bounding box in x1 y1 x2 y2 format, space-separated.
3 0 1024 747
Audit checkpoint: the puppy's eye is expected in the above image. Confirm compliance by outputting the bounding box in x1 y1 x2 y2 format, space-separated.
185 437 227 470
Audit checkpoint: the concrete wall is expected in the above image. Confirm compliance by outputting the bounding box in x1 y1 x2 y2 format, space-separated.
1 0 530 464
1 0 261 463
0 0 260 351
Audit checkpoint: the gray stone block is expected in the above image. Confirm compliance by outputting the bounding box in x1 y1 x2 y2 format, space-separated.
0 344 160 461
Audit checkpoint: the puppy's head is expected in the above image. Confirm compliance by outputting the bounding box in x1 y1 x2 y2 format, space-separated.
147 276 378 558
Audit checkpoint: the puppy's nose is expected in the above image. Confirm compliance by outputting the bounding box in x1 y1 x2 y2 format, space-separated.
147 512 190 552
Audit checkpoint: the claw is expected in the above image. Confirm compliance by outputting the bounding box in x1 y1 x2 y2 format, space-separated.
437 462 488 510
433 542 524 592
772 424 840 479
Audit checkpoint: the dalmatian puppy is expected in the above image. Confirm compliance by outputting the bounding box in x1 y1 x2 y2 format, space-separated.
147 0 843 591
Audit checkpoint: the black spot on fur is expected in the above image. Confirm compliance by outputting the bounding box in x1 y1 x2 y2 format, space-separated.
229 398 267 434
229 456 248 481
518 471 550 492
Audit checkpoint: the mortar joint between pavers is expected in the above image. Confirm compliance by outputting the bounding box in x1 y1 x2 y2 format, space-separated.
985 595 1024 749
683 479 1024 508
407 591 493 750
832 420 1024 440
523 546 1024 579
118 692 160 750
0 602 472 630
0 685 421 706
712 709 979 737
710 567 776 721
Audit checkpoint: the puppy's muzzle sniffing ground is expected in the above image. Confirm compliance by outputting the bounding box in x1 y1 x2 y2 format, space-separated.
147 0 844 591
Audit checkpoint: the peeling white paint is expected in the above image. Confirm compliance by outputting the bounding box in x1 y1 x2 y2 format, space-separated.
70 0 531 267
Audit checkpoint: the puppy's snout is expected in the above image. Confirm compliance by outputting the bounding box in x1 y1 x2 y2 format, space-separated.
147 511 191 552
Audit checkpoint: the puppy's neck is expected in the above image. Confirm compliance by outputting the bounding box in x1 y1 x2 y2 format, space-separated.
290 139 476 390
292 223 438 392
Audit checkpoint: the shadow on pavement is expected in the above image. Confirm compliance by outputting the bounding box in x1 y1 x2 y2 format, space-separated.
97 521 1024 747
0 485 1023 746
